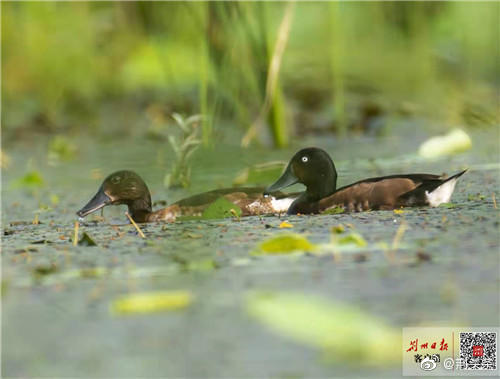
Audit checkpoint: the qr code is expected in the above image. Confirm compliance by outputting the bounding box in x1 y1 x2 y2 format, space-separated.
459 332 497 370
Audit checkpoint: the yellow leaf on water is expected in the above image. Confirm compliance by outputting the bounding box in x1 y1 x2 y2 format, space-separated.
111 290 192 315
331 224 345 234
246 291 401 366
279 221 294 228
393 209 404 215
252 234 317 255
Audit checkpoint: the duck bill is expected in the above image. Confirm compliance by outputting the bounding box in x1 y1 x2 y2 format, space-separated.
265 164 298 194
76 189 111 218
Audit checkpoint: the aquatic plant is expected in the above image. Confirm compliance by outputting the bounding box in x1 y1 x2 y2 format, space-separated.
164 113 202 189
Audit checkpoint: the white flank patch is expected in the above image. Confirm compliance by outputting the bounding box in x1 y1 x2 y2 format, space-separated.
270 197 295 212
425 179 458 207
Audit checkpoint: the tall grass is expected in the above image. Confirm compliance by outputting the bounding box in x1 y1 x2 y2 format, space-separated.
2 2 498 145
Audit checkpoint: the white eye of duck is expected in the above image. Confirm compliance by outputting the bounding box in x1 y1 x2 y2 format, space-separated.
301 156 308 163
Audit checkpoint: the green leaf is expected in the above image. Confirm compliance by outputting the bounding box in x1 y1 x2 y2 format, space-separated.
322 206 345 215
201 197 242 220
78 232 97 246
246 291 401 366
438 202 457 208
110 290 193 315
13 171 45 189
337 232 367 247
252 233 317 255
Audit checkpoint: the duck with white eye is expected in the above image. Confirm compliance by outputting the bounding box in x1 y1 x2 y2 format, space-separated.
265 147 467 215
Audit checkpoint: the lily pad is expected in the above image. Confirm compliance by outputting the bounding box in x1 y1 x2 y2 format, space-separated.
246 291 401 366
252 233 317 255
110 290 193 315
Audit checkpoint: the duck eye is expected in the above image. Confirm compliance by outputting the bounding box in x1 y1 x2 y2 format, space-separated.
111 176 121 184
301 156 308 163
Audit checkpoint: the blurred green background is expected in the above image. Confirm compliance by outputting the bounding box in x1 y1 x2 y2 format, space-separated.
2 1 499 148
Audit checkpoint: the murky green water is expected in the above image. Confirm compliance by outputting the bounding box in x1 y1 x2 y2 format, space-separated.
2 125 499 377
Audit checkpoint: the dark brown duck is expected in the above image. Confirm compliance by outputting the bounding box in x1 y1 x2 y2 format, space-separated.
266 147 467 215
77 171 296 223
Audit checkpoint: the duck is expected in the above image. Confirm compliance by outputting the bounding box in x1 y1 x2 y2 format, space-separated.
265 147 467 215
76 170 297 223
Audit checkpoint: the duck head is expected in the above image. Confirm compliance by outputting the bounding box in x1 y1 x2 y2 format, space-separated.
77 170 152 222
265 147 337 214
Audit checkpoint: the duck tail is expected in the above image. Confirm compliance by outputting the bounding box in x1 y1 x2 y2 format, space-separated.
443 169 468 183
426 169 467 207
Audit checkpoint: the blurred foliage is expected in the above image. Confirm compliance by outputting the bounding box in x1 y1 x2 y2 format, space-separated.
252 233 318 255
110 290 193 315
12 171 45 190
233 161 286 186
2 2 498 147
47 135 78 164
163 113 202 188
246 291 401 365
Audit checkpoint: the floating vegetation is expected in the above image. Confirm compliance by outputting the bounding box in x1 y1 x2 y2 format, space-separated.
110 290 193 315
12 170 45 190
336 233 367 248
322 206 345 215
278 221 293 228
246 291 400 366
252 233 317 255
201 197 242 220
418 129 472 159
78 232 97 247
47 135 77 164
164 113 202 189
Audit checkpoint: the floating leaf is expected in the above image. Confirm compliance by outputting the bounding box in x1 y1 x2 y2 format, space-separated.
331 224 345 234
337 232 367 247
322 206 345 215
78 232 97 246
201 197 242 220
418 129 471 159
13 171 45 189
252 233 317 255
33 263 58 276
111 290 193 315
438 202 457 209
246 291 400 366
279 221 294 228
393 209 404 214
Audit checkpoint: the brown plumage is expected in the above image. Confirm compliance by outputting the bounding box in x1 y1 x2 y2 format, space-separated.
266 148 467 215
77 171 296 223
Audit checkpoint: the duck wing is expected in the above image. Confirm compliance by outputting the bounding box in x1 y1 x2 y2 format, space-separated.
319 172 465 212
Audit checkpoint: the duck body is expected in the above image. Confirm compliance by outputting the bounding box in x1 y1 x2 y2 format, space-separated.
77 171 296 223
266 147 467 215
